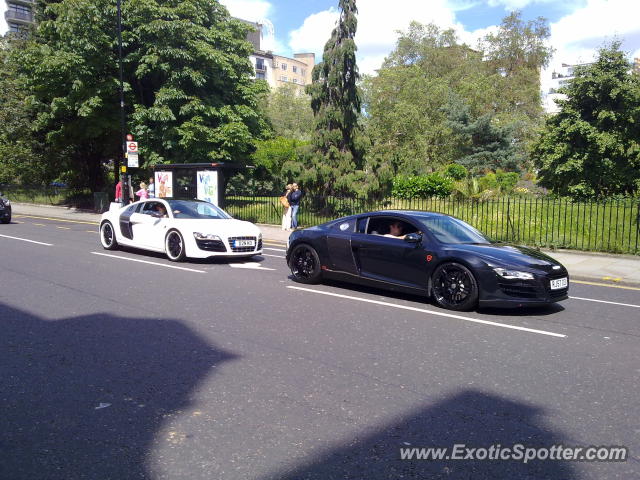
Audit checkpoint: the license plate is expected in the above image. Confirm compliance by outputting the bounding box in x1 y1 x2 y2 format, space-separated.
550 277 568 290
234 239 255 247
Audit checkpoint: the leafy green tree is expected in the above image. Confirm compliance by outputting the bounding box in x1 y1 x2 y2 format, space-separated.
532 42 640 198
258 84 314 141
17 0 268 190
305 0 365 196
480 11 553 159
0 37 50 185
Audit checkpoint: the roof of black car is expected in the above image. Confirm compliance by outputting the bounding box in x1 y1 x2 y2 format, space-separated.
366 210 451 218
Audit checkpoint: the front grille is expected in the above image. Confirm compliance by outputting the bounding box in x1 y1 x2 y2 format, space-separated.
497 282 541 299
196 239 227 252
228 236 258 253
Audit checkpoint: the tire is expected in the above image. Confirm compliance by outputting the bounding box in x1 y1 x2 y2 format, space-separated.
431 262 479 311
288 244 322 284
165 230 186 262
100 221 118 250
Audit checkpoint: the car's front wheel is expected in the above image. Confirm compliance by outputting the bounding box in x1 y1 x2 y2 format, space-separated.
289 244 322 284
431 262 479 311
100 221 118 250
165 230 186 262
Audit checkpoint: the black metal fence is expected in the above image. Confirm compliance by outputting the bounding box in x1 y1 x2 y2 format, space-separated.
225 194 640 255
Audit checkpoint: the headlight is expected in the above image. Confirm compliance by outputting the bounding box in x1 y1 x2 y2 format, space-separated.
493 268 534 280
193 232 221 241
3 199 9 206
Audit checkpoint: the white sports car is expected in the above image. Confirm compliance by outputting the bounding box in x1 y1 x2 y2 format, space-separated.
99 199 262 261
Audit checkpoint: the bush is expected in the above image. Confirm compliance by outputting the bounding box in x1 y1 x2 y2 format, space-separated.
442 163 468 181
478 170 520 194
391 174 454 199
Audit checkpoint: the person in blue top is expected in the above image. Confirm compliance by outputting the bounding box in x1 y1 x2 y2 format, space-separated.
288 183 303 229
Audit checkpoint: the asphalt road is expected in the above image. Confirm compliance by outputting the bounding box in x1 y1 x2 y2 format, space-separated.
1 215 639 480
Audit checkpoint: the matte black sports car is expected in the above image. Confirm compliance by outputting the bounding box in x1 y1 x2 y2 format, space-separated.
286 211 569 311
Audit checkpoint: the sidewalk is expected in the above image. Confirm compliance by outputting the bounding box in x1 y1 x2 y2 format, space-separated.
11 202 640 286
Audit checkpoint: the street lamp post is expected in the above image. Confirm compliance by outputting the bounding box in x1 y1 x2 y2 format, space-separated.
116 0 127 206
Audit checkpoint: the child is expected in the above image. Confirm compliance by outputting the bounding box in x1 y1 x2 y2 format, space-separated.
135 182 149 200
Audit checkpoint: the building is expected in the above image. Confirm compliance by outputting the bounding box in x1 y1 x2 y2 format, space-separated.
240 19 314 93
4 0 36 35
543 63 591 114
272 53 314 91
634 58 640 74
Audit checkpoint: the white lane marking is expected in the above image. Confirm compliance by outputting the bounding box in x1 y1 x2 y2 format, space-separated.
91 252 206 273
229 262 275 271
0 234 53 246
287 286 567 338
261 253 285 259
265 247 286 252
569 296 640 309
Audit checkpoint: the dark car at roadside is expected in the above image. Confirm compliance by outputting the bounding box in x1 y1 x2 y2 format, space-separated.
286 210 569 311
0 192 11 224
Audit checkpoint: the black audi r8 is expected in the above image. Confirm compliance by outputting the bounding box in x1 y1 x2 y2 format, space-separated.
285 210 569 311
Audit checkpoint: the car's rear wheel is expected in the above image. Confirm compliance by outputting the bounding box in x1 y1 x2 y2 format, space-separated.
431 262 478 311
165 230 186 262
100 221 118 250
289 244 322 284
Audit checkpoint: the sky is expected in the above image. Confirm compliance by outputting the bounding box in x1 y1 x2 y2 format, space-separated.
2 0 639 85
217 0 640 89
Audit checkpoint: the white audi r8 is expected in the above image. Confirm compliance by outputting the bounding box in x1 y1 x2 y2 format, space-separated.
99 199 262 261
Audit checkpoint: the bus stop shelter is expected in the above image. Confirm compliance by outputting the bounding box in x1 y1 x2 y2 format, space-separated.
152 163 245 208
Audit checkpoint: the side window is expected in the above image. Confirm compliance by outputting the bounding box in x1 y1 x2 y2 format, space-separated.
356 217 369 234
338 221 352 232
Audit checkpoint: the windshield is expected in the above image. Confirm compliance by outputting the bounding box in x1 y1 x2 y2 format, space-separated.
419 216 490 244
165 200 231 220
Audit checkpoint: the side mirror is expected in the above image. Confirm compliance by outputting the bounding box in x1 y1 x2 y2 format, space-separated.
404 232 422 243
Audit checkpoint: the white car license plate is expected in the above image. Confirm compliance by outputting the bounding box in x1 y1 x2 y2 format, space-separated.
235 239 255 247
550 277 568 290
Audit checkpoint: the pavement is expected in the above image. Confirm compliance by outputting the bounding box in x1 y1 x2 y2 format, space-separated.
11 202 640 287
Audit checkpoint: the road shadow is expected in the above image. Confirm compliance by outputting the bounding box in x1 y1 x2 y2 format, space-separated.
262 390 580 480
0 303 238 479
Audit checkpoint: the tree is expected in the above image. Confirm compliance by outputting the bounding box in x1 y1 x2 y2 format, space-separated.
532 42 640 198
0 37 50 185
480 11 554 160
364 23 497 177
17 0 269 190
444 96 521 174
258 84 314 141
305 0 364 196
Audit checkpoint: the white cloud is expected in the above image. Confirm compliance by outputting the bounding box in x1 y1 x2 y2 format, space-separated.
541 0 640 94
220 0 273 20
288 0 479 74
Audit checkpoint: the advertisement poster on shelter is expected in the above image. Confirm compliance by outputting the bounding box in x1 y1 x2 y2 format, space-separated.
155 171 173 198
196 171 219 205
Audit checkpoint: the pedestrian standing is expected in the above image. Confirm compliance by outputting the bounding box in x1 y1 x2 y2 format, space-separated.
148 177 155 198
135 182 149 201
289 183 303 230
280 184 292 231
115 180 123 203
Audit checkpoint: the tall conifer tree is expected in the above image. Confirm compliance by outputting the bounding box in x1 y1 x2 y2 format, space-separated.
305 0 362 195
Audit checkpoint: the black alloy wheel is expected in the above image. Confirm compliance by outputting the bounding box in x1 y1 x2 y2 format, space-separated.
100 221 118 250
289 244 322 284
165 230 186 262
431 262 479 311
